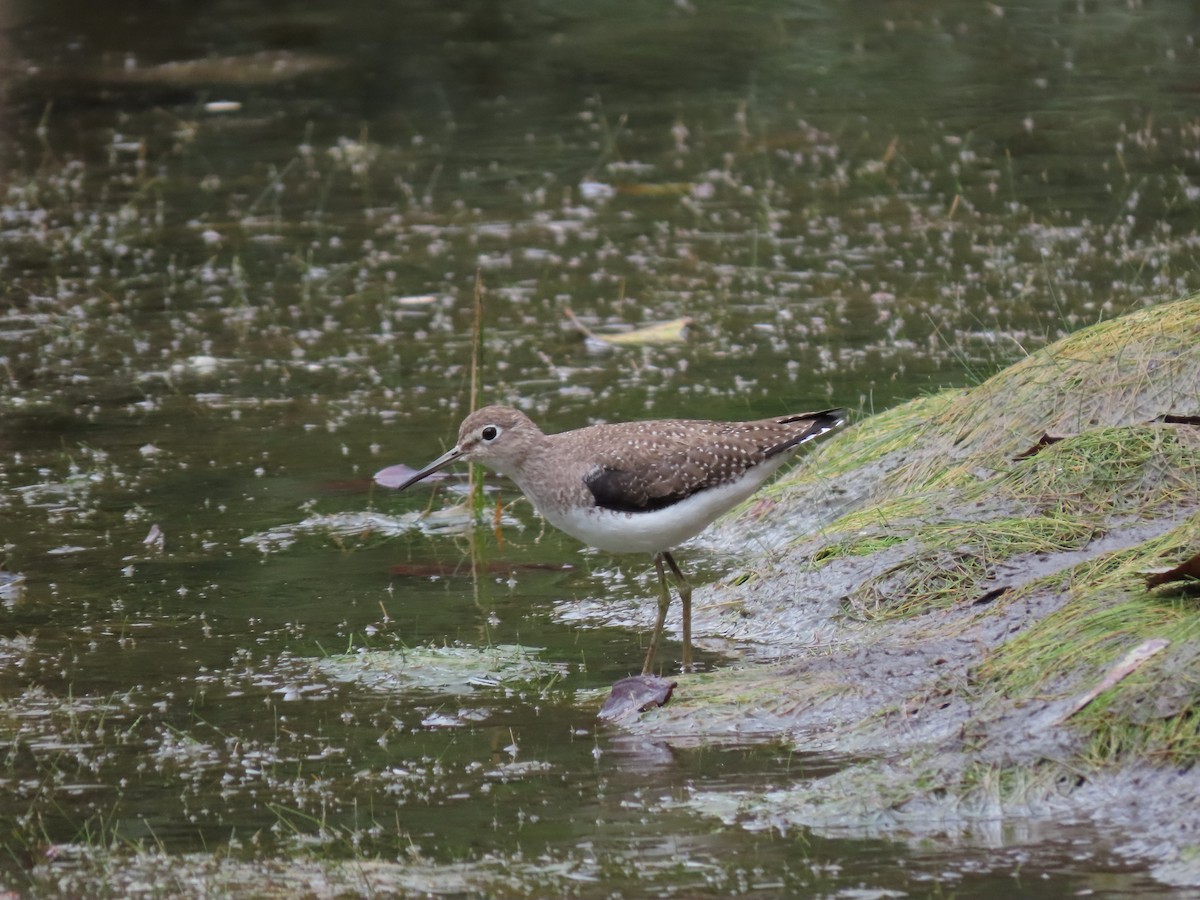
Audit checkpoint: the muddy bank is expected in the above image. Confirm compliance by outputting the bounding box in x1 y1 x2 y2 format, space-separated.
622 295 1200 887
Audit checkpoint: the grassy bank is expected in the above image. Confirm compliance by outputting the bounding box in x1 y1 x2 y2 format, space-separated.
639 294 1200 884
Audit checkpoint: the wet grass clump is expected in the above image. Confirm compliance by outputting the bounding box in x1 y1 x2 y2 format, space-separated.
888 297 1200 492
976 513 1200 765
835 424 1200 620
746 296 1200 621
996 425 1200 517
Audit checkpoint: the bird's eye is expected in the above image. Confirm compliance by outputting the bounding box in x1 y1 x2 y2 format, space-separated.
481 425 500 442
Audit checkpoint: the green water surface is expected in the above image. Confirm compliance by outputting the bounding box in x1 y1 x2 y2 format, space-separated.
2 1 1198 895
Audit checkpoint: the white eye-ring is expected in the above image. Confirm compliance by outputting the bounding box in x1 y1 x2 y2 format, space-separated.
480 425 501 442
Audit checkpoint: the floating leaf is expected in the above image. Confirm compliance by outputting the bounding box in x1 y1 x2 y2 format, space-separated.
564 307 692 348
601 317 692 346
374 463 449 489
597 674 677 721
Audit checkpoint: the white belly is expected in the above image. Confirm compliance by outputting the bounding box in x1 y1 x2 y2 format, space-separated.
531 456 789 554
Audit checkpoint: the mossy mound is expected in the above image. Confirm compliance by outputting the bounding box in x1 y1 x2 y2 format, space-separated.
894 295 1200 491
634 294 1200 886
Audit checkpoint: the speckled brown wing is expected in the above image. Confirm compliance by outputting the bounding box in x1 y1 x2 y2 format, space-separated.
583 428 749 513
582 410 844 514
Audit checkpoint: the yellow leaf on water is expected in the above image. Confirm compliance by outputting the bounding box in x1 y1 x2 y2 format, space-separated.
600 317 693 346
564 308 692 347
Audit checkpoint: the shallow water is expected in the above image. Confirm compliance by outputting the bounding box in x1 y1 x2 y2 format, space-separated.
3 0 1200 895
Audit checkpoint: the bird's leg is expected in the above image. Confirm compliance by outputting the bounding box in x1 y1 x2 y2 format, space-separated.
643 552 673 675
663 551 693 671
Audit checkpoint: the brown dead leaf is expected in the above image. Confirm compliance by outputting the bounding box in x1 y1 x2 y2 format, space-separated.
1012 432 1066 460
1145 551 1200 589
598 674 677 722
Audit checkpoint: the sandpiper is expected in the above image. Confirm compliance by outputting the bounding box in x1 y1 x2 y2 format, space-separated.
388 405 847 674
